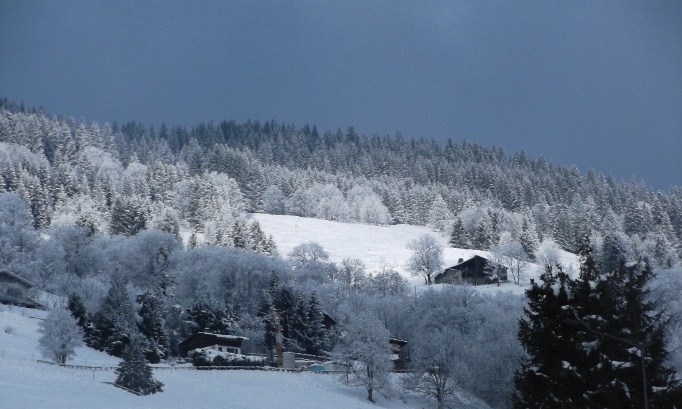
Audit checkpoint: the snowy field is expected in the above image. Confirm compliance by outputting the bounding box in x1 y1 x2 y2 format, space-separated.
249 213 580 295
0 306 430 409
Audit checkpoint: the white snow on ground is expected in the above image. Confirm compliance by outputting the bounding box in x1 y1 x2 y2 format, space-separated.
0 305 430 409
0 214 579 408
249 213 579 295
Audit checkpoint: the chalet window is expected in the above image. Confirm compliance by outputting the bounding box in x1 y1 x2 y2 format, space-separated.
218 347 223 352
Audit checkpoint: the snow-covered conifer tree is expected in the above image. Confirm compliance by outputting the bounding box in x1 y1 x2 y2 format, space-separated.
114 336 163 395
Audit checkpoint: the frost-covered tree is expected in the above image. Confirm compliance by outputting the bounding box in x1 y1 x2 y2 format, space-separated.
287 241 329 264
38 307 84 364
334 310 393 403
339 258 366 292
406 234 444 285
427 194 453 233
403 326 463 409
490 233 529 285
262 185 285 215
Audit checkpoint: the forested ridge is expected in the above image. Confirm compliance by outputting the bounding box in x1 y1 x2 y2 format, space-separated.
1 98 680 264
1 99 682 407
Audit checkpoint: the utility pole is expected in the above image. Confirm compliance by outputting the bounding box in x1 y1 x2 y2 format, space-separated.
274 312 283 368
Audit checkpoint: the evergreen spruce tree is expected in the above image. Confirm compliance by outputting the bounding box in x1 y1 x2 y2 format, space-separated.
448 217 469 249
304 293 328 355
514 237 682 408
114 336 163 395
67 293 95 344
137 291 169 364
519 216 539 259
184 301 236 336
109 196 147 236
289 296 309 352
257 294 278 352
231 219 248 249
90 278 136 357
274 286 296 340
187 232 198 249
513 264 586 408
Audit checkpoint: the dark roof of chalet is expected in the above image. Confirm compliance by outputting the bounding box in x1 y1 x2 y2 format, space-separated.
182 332 249 342
322 312 337 326
0 269 35 287
178 332 249 347
388 338 408 347
446 255 505 271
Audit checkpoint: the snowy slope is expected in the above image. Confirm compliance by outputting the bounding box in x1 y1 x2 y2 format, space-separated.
249 213 580 295
0 305 434 409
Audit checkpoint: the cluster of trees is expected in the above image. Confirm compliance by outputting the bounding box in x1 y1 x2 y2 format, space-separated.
1 104 680 271
514 238 682 408
4 100 682 406
257 274 330 356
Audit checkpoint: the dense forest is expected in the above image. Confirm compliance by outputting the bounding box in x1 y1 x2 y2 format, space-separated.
1 99 681 407
1 98 680 266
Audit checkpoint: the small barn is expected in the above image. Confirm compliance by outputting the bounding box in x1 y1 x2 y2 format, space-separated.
178 332 249 357
0 269 44 309
434 255 508 285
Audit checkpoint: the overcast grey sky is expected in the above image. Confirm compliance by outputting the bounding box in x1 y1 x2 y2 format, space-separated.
1 0 680 190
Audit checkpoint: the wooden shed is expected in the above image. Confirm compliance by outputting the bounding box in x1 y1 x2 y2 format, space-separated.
434 255 508 285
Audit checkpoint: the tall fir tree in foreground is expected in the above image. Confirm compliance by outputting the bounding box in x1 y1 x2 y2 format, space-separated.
514 237 682 408
114 336 163 395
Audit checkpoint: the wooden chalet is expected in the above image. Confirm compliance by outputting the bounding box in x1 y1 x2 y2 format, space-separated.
388 338 408 370
178 332 249 357
0 269 44 309
434 255 508 285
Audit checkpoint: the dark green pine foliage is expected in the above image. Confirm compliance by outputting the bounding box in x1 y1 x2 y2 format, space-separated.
601 232 629 274
513 264 587 408
304 293 328 355
136 291 169 364
448 217 470 249
184 301 236 336
578 253 682 408
289 296 309 352
256 275 278 344
256 291 278 351
90 279 136 356
109 197 146 236
67 293 95 343
514 237 682 408
231 219 249 249
114 336 163 395
274 286 296 340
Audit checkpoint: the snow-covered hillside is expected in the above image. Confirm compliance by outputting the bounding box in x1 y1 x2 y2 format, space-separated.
249 213 580 295
0 305 436 409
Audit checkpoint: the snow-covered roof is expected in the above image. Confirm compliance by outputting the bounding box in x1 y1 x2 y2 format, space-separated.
0 269 35 288
197 332 249 341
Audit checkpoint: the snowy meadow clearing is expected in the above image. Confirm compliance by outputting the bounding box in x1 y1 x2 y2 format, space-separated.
0 306 426 409
249 213 580 294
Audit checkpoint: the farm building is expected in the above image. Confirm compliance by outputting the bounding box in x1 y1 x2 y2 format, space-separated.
178 332 249 357
0 269 44 309
434 255 508 285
